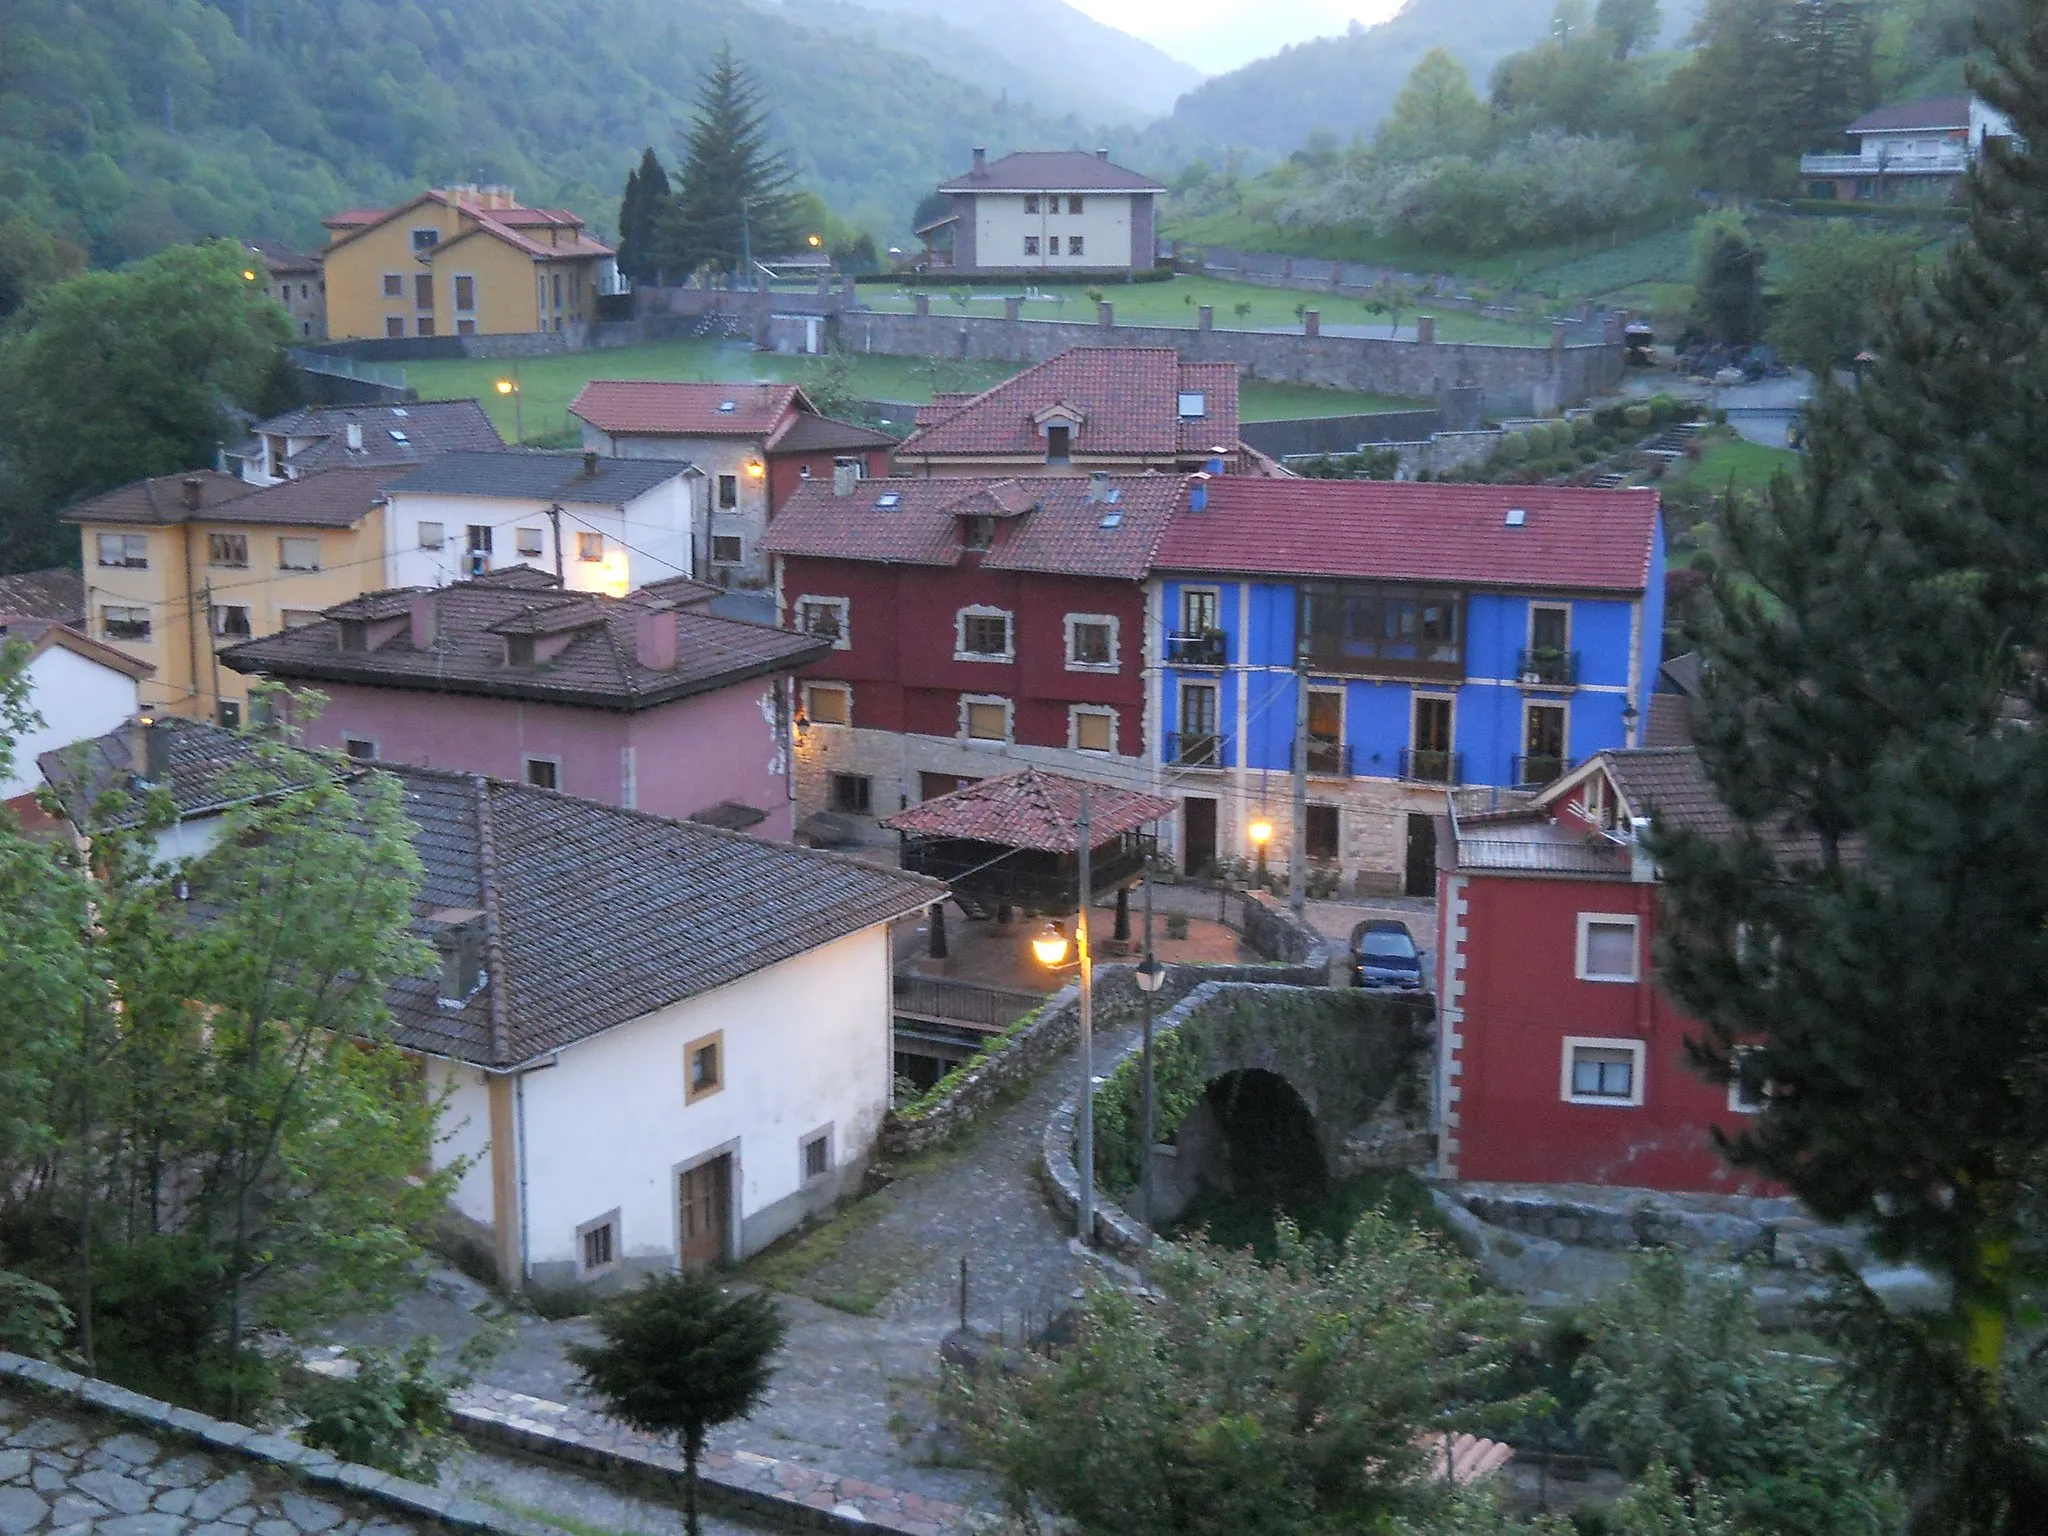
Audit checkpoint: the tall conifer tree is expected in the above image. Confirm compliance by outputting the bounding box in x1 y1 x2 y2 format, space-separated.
615 147 670 284
664 46 799 279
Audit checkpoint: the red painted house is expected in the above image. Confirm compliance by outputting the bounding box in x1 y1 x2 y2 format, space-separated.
1437 746 1776 1194
762 473 1180 844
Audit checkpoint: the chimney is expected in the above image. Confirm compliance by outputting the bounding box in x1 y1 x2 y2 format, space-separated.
129 715 174 783
1096 147 1109 160
431 910 486 1004
971 145 986 174
635 609 678 671
583 449 600 478
408 591 438 650
181 476 204 511
1086 470 1112 504
832 461 859 497
345 422 364 452
1189 472 1211 513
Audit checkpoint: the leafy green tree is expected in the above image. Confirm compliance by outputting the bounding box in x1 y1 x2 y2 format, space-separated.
1596 0 1663 57
0 215 84 319
948 1215 1536 1536
665 45 800 279
1690 225 1767 345
568 1271 786 1536
1671 0 1874 189
0 239 291 569
1377 47 1492 163
616 147 671 284
1767 222 1913 374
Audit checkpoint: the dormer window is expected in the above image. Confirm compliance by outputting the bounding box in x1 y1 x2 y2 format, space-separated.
1046 425 1071 463
963 515 995 552
338 619 368 653
1178 392 1206 419
506 634 536 667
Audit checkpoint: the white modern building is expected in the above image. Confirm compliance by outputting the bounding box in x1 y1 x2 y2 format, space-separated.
1802 94 2019 200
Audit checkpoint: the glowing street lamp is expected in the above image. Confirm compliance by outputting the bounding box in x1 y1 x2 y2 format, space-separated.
1248 815 1274 887
494 365 523 444
1031 920 1070 968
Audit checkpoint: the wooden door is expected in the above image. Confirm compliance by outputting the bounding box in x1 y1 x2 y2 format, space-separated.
1404 812 1437 898
1183 797 1218 875
678 1155 730 1269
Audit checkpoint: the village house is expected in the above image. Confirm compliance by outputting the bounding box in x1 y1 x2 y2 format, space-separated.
893 347 1262 478
220 570 825 835
568 381 895 587
246 238 327 341
1801 94 2018 201
923 148 1163 275
0 619 150 824
1436 746 1778 1194
1148 479 1665 893
319 185 618 341
763 473 1180 841
38 717 944 1286
63 467 403 726
226 399 503 486
381 450 702 595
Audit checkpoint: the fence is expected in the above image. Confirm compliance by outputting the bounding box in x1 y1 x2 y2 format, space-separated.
894 974 1043 1032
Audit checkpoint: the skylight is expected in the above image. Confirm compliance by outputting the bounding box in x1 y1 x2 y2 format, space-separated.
1504 507 1527 527
875 492 901 509
389 429 410 443
717 400 738 413
1177 392 1206 419
1099 511 1123 529
391 407 410 418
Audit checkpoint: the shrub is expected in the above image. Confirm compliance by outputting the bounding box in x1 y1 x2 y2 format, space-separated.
1571 414 1601 444
1495 430 1530 464
1164 912 1191 940
1623 404 1653 430
296 1336 469 1480
0 1269 70 1360
1648 393 1678 426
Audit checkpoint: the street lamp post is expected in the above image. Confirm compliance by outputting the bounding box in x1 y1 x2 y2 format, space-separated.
1033 787 1095 1243
494 364 523 445
1134 877 1168 1241
1248 815 1274 890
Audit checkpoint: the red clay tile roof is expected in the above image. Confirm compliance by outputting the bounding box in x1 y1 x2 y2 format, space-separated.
1848 96 1972 133
1155 480 1661 594
320 189 613 260
882 767 1175 852
940 150 1165 193
762 474 1182 579
570 381 807 438
899 349 1238 460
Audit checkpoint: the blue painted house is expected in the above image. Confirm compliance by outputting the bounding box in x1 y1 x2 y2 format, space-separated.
1146 478 1665 896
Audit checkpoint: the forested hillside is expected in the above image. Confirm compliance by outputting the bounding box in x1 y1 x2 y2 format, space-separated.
0 0 1123 265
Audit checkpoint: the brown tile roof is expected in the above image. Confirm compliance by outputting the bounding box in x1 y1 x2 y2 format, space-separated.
1156 480 1662 594
0 568 85 625
761 473 1182 580
60 471 260 527
570 381 806 439
2 619 153 680
940 150 1165 193
898 349 1238 460
1848 95 1972 133
882 767 1175 852
767 413 899 455
1643 693 1694 748
382 451 695 505
63 465 401 531
257 399 505 475
39 716 314 825
1597 747 1829 865
247 238 320 273
219 576 830 709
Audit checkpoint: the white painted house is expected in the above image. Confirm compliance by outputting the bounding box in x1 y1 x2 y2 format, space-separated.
382 451 702 596
931 148 1163 275
1 620 150 816
1802 94 2020 200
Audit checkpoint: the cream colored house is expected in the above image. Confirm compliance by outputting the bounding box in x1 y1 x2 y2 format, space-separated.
932 148 1163 275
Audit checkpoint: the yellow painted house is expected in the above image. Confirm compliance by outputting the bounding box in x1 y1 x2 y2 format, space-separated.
321 185 617 341
63 467 401 725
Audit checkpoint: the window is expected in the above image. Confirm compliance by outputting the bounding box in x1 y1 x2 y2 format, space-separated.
803 682 850 726
686 1031 723 1103
1299 583 1464 680
963 697 1011 742
1046 236 1061 256
414 273 433 311
281 609 320 628
278 536 320 571
1024 195 1040 214
1045 424 1071 462
467 525 493 553
1307 803 1340 860
1178 391 1207 419
1406 695 1454 783
577 1211 620 1275
1024 236 1041 256
1067 235 1084 256
342 737 377 760
1307 689 1344 774
102 607 150 641
417 521 445 550
712 535 744 565
552 273 563 309
1072 707 1115 754
217 700 242 730
1521 701 1568 785
207 532 249 567
524 757 560 791
1180 586 1219 638
1728 1046 1768 1114
796 597 848 646
956 607 1012 660
1068 195 1084 213
1562 1038 1646 1106
1066 615 1117 670
454 274 475 312
456 319 476 335
1176 681 1221 766
516 527 544 557
382 273 404 298
802 1129 832 1183
385 317 405 338
833 456 865 483
212 604 252 638
97 533 149 569
577 532 604 563
410 228 439 252
962 515 995 552
830 773 872 814
1577 913 1640 983
717 474 738 509
417 317 436 337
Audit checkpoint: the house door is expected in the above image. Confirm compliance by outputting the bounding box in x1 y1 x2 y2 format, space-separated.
1183 797 1218 875
678 1154 731 1269
1404 812 1437 898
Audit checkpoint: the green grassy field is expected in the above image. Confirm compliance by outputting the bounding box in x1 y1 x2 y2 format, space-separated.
864 273 1551 344
1666 435 1801 495
400 338 1425 439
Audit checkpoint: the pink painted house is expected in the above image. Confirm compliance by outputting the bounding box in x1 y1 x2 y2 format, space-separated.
220 569 830 837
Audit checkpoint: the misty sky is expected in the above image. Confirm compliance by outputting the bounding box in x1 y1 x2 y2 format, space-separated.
1067 0 1407 73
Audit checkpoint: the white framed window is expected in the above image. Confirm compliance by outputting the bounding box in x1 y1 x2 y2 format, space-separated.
577 532 604 563
1024 235 1041 256
212 604 252 638
1561 1037 1646 1107
382 272 404 298
102 606 150 641
961 693 1013 744
524 756 561 791
453 273 476 312
1024 195 1040 214
515 526 545 557
955 605 1014 662
417 521 445 551
1070 706 1116 755
97 532 149 569
801 1125 834 1185
1576 913 1641 983
577 1209 620 1276
1068 234 1084 257
207 532 249 568
1064 613 1119 672
802 682 851 727
795 595 850 649
278 536 320 571
1727 1045 1768 1114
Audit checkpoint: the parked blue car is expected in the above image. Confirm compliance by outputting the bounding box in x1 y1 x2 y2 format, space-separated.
1350 920 1424 991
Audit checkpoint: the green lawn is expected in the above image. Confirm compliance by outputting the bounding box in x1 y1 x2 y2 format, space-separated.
862 272 1552 344
400 338 1426 438
1666 435 1801 495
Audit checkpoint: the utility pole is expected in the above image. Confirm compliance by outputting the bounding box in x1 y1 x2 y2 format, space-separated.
546 503 565 584
1288 647 1308 913
1076 787 1094 1245
1140 871 1156 1237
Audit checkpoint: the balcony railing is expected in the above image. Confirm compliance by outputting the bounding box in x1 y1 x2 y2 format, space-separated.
1512 753 1570 788
1399 748 1462 785
1306 737 1351 777
1799 150 1971 176
1165 630 1229 667
1166 731 1228 769
1516 648 1580 687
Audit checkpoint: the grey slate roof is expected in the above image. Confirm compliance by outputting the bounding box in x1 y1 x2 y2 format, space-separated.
940 150 1164 193
257 400 505 475
38 716 318 827
0 567 84 625
384 451 697 505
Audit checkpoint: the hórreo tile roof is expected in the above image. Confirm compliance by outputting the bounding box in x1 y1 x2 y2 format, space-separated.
570 381 806 439
882 767 1175 852
898 348 1238 460
940 150 1165 194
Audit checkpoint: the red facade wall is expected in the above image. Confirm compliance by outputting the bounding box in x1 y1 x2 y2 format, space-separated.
778 552 1147 754
1446 869 1773 1193
767 447 895 517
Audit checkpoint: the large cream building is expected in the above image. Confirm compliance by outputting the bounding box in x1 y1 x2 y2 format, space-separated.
930 149 1163 275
